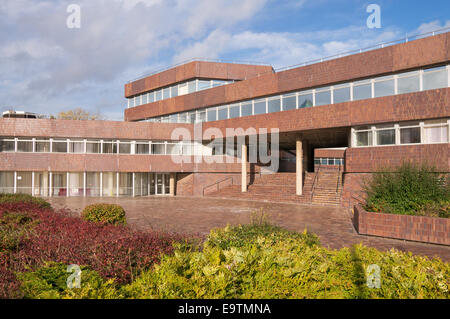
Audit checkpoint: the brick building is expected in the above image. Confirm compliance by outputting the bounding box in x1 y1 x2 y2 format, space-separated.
0 31 449 207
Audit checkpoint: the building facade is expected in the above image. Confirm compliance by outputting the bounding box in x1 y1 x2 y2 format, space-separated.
0 31 449 207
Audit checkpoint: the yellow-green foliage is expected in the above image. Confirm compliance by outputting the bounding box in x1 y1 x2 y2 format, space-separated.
81 203 126 225
122 226 449 299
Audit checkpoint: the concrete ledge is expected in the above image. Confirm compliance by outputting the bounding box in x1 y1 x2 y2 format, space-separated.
353 205 450 246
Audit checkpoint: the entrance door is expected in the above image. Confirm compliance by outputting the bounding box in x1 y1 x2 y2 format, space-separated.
155 173 165 195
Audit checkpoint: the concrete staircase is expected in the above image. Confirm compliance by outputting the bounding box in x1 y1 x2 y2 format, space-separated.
310 170 343 206
205 171 342 206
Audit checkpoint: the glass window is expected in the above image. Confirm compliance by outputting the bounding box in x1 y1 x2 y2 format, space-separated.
178 83 188 95
163 87 171 99
229 104 240 119
148 91 155 103
188 113 196 123
423 66 447 90
118 173 133 196
0 138 15 152
198 80 211 91
0 171 14 193
169 114 178 123
400 126 420 144
397 71 420 94
376 126 396 145
424 120 448 143
155 90 162 101
86 172 101 196
212 80 223 87
102 140 117 154
35 139 50 152
333 85 351 103
178 112 188 123
17 139 33 152
298 92 313 108
69 140 84 153
166 143 181 155
241 102 253 116
374 76 395 98
171 86 178 98
218 107 228 120
315 88 331 106
141 94 147 105
86 140 100 153
129 98 135 108
254 99 266 115
268 97 281 113
355 129 373 146
207 108 217 122
353 80 372 101
119 142 131 154
152 143 165 155
136 142 149 154
197 110 206 123
320 158 327 165
282 94 296 111
188 80 196 93
328 158 335 165
52 139 67 153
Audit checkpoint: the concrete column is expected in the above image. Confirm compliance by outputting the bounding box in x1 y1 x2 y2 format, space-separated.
241 144 247 192
296 139 303 196
169 173 176 196
43 172 49 197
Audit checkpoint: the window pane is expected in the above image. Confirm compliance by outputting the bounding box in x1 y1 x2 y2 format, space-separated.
169 114 178 123
171 86 178 98
188 81 196 93
167 143 181 155
36 140 50 152
398 73 420 94
129 98 135 108
119 143 131 154
155 90 162 101
86 141 100 153
70 140 84 153
377 129 395 145
241 102 252 116
207 108 217 122
178 83 188 95
400 127 420 144
178 113 187 123
374 78 395 98
197 111 206 123
152 143 165 155
0 139 15 152
148 92 154 103
356 131 373 146
282 94 296 111
423 66 447 90
102 141 117 154
52 140 67 153
0 171 14 193
353 82 372 100
136 143 149 154
268 97 281 113
198 80 211 91
16 171 32 195
218 108 228 120
229 104 240 119
424 125 448 143
141 94 147 104
298 93 313 108
254 100 266 115
163 87 170 99
315 89 331 106
333 86 350 103
17 139 33 152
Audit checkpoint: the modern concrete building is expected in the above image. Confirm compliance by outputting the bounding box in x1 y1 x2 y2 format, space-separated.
1 30 449 208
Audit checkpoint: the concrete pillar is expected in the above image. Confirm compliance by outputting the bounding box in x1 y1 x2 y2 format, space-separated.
296 139 303 196
43 172 49 197
241 144 247 192
169 173 176 196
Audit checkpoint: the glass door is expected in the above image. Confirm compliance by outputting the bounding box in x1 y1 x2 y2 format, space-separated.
155 173 164 195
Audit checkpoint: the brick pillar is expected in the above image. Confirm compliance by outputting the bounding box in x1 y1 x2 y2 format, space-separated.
169 173 176 196
296 139 303 196
241 144 247 192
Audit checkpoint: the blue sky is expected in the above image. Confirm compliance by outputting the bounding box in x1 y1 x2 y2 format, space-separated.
0 0 448 120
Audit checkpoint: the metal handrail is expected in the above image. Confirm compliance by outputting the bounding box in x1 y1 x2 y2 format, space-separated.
310 164 320 201
202 176 234 196
127 27 449 84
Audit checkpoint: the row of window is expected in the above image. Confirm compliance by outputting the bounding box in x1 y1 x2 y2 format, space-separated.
0 138 202 155
142 64 449 124
127 79 234 108
314 158 345 166
352 119 449 147
0 171 172 197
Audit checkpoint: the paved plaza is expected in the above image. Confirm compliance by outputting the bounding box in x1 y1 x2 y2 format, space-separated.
48 196 450 261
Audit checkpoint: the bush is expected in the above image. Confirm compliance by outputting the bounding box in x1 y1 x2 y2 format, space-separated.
81 203 126 225
0 193 51 209
0 211 38 251
18 262 121 299
122 226 449 299
363 162 450 217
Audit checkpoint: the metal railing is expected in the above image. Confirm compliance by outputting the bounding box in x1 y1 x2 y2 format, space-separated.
310 164 320 202
202 176 234 196
128 26 450 84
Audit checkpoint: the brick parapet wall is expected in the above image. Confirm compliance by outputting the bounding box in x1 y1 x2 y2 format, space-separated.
353 205 450 246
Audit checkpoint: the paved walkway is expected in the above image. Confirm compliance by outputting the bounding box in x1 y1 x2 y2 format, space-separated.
48 196 450 262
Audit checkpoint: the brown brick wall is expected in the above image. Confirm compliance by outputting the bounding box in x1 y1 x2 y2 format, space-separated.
125 61 273 97
125 33 449 121
353 205 450 245
314 148 346 158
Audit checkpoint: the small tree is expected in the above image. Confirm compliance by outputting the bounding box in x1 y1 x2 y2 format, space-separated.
56 108 103 120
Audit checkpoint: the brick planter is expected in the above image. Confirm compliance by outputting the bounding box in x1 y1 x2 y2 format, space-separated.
353 205 450 246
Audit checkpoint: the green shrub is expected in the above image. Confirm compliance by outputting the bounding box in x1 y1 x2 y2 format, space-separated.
18 262 121 299
122 227 449 299
0 193 51 209
0 211 38 251
81 203 126 225
363 162 450 217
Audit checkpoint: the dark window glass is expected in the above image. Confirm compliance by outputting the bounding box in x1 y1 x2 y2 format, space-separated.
315 89 331 106
268 98 281 113
241 102 253 116
333 86 351 103
400 127 420 144
298 93 313 108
